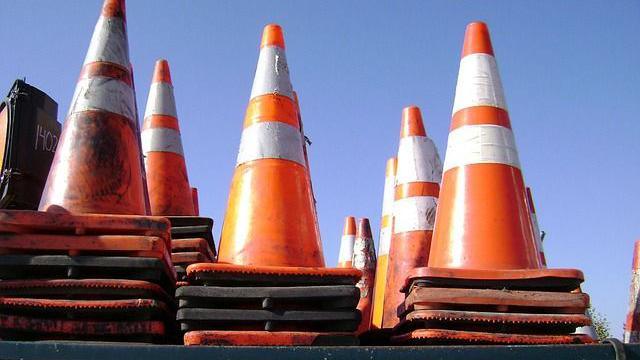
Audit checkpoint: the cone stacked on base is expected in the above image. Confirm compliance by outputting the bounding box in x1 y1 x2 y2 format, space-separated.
0 0 176 343
393 22 592 345
353 218 376 333
624 241 640 343
177 24 361 347
39 0 146 215
383 106 442 328
371 157 396 329
142 59 195 216
338 216 356 268
217 24 323 268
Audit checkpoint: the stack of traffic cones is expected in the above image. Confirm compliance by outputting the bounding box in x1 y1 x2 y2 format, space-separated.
338 216 356 268
383 106 442 331
0 0 176 343
391 22 593 345
176 24 362 346
141 59 216 281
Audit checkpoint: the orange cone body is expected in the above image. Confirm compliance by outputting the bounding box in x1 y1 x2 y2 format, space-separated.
217 25 324 267
428 22 543 270
338 216 356 268
525 187 547 267
39 0 146 215
624 240 640 343
142 59 195 216
353 218 376 333
383 106 442 328
371 157 397 329
192 188 200 216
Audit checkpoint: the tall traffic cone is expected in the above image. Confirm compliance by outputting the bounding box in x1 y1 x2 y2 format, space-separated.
525 187 547 267
142 59 195 216
383 106 442 328
625 240 640 343
428 22 541 270
39 0 146 215
392 22 590 346
338 216 356 268
217 24 324 267
353 218 376 333
371 157 397 329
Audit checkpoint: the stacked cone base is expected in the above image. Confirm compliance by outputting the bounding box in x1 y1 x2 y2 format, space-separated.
184 330 358 346
0 210 177 343
167 217 216 280
177 263 362 345
392 267 594 345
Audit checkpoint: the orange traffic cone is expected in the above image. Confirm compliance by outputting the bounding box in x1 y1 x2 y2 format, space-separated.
625 240 640 343
142 59 195 216
39 0 146 215
525 187 547 267
353 218 376 333
371 157 397 329
428 22 542 270
383 106 442 328
338 216 356 268
191 188 200 216
217 24 324 267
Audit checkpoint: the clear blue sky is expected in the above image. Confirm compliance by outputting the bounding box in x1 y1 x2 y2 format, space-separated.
1 1 638 337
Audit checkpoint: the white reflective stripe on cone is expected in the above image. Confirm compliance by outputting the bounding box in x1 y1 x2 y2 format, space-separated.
443 124 520 172
250 46 294 100
84 16 129 68
144 83 177 119
353 237 375 270
452 53 507 115
378 226 391 256
393 196 438 233
69 77 135 121
381 177 396 215
338 235 355 263
236 121 305 166
396 136 443 185
141 128 184 156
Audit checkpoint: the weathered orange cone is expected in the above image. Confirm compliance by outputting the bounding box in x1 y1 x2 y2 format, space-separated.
428 22 542 270
142 59 195 216
624 240 640 343
191 188 200 216
39 0 146 215
353 218 376 333
338 216 356 268
217 24 324 267
383 106 442 328
371 157 396 329
525 187 547 267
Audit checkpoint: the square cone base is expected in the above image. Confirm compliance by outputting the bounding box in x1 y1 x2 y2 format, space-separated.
167 217 216 257
392 267 593 345
172 238 215 261
184 330 359 346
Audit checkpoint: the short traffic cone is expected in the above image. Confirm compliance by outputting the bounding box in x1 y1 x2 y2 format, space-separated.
353 218 376 333
217 24 323 267
338 216 356 268
371 157 397 329
383 106 442 328
393 22 590 346
624 240 640 343
525 187 547 267
142 59 195 216
39 0 146 215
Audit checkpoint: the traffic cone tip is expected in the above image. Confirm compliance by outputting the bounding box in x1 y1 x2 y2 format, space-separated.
462 21 494 57
343 216 356 235
400 106 427 138
101 0 126 19
357 218 373 238
261 24 285 49
152 59 173 85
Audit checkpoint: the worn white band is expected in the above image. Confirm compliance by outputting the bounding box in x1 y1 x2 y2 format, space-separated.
69 77 135 121
352 237 375 270
338 235 355 263
250 46 294 100
236 121 305 166
84 16 129 68
393 196 438 233
396 136 443 185
443 124 520 172
452 53 507 115
378 226 391 256
141 128 184 156
144 83 177 119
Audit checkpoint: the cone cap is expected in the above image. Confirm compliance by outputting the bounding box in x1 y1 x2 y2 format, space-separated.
462 21 494 57
343 216 356 236
400 106 426 138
